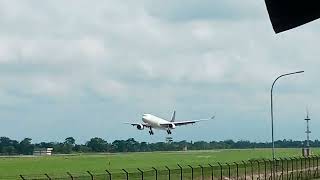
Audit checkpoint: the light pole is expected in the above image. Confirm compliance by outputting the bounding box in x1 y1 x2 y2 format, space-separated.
270 70 304 179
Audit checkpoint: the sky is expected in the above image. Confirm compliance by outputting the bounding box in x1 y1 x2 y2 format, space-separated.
0 0 320 144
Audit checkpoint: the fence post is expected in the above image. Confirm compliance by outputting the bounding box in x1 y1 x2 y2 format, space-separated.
218 162 223 180
67 172 74 180
315 155 318 178
283 158 288 180
317 155 319 177
304 156 307 179
315 155 318 177
287 158 290 180
106 169 112 180
279 158 284 180
249 160 253 180
137 168 144 180
87 171 94 180
309 156 311 168
296 157 300 179
289 158 294 180
165 166 171 180
177 164 183 180
226 163 231 180
268 159 273 180
300 157 304 179
45 173 51 180
275 159 279 180
262 159 267 180
209 164 214 180
234 162 239 180
152 167 157 180
304 156 307 170
306 156 309 179
293 157 299 180
19 175 26 180
306 157 309 179
199 165 204 180
255 160 261 180
296 157 301 180
188 165 194 180
312 156 316 178
242 161 247 180
122 169 129 180
308 156 311 178
311 156 314 178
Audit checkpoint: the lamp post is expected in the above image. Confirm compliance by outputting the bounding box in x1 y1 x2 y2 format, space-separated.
270 70 304 179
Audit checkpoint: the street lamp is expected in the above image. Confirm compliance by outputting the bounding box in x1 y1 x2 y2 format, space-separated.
270 70 304 179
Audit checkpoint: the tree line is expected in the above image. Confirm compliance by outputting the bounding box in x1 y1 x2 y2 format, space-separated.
0 136 319 155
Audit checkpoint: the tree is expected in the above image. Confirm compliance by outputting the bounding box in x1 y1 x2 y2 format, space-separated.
2 146 16 155
0 137 19 155
111 140 126 152
73 144 91 153
19 138 34 155
86 137 108 152
63 137 76 154
64 137 75 146
126 138 139 152
140 142 150 152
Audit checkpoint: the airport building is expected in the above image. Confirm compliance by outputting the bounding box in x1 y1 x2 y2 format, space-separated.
33 148 53 156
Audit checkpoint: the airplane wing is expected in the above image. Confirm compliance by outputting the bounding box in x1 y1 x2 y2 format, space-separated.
124 122 150 128
160 116 215 127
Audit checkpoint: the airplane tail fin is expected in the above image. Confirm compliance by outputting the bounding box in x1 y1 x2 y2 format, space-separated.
170 110 176 122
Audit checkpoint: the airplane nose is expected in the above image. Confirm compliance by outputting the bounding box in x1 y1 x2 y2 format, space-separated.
142 114 148 122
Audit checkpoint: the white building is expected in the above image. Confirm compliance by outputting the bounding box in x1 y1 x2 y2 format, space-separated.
33 148 53 156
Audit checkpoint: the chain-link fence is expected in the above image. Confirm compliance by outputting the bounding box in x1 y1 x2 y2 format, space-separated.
12 155 320 180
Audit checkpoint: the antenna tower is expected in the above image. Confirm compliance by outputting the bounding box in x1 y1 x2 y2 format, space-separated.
305 109 311 147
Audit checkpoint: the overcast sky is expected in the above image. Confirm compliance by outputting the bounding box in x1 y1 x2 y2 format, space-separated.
0 0 319 144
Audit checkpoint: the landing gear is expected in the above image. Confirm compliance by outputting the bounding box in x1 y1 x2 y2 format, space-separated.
166 129 172 134
149 128 154 135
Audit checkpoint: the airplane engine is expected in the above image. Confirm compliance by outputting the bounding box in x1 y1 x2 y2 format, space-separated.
137 124 144 130
168 123 176 129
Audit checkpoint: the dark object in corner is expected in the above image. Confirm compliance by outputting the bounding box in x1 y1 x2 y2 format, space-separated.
265 0 320 33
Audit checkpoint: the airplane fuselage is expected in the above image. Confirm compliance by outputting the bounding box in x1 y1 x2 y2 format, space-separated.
142 114 175 130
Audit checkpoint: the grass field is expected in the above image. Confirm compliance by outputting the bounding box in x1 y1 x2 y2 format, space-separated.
1 148 320 178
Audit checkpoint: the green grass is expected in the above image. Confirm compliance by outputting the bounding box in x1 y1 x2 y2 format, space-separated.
1 148 320 178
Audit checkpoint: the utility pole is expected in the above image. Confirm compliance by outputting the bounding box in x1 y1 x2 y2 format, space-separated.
270 70 304 179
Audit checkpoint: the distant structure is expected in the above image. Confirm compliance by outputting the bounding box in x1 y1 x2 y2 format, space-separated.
182 146 188 151
165 137 173 144
302 110 311 157
33 148 53 156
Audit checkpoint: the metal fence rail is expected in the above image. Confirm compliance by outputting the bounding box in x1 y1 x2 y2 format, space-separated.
12 156 320 180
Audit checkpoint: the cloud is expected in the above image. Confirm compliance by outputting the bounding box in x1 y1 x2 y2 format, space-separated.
0 0 319 142
145 0 265 22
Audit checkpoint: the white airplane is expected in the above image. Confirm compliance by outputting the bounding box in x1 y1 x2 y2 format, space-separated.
126 111 214 135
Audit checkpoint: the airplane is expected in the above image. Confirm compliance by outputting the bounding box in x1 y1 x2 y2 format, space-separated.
126 111 214 135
